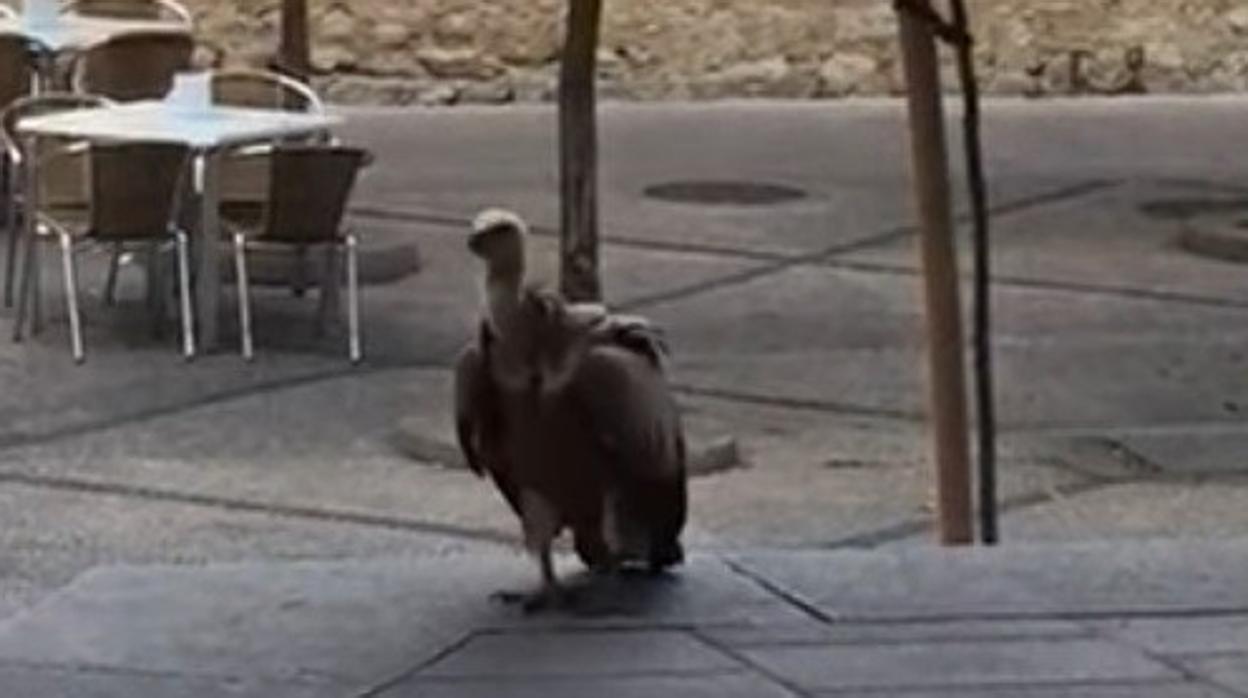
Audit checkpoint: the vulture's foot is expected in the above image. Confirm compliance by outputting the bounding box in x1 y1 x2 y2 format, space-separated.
491 586 580 614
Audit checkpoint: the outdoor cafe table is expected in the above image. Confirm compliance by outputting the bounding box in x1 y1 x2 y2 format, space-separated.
14 100 342 350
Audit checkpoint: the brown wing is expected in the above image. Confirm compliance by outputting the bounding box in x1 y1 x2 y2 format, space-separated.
568 342 687 568
453 329 523 517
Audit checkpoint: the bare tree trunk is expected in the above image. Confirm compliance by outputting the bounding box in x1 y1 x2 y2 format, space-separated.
277 0 310 81
896 3 974 545
558 0 603 303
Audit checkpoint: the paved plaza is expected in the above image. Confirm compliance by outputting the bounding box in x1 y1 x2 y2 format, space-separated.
0 541 1245 695
2 97 1248 694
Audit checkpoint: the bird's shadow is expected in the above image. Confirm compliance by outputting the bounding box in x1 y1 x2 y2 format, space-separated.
515 569 685 620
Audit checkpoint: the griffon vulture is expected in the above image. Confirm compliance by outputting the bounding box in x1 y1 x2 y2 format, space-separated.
454 209 687 610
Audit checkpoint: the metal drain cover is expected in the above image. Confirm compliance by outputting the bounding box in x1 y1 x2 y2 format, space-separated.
643 180 807 206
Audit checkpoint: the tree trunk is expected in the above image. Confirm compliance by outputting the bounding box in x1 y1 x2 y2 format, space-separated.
558 0 603 303
896 3 974 545
277 0 310 81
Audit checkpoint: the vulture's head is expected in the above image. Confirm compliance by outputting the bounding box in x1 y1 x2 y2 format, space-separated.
469 208 527 277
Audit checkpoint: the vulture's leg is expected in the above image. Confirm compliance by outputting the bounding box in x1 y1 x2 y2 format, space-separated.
493 489 572 612
573 523 613 574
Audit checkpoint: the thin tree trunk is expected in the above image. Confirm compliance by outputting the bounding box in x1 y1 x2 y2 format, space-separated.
558 0 603 303
896 3 974 546
278 0 310 80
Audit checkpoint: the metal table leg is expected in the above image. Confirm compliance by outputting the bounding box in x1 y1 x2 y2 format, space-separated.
194 150 222 350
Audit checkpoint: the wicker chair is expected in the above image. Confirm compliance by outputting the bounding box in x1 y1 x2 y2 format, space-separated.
33 142 193 362
2 93 108 317
0 35 32 112
212 69 328 229
70 30 193 101
62 0 192 25
232 146 369 363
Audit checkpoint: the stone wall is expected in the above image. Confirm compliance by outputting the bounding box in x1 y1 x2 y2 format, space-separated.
183 0 1248 105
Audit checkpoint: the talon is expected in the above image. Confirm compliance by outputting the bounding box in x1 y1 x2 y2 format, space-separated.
490 590 529 606
491 587 578 614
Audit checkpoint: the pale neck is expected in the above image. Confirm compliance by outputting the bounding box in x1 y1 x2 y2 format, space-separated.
483 269 525 338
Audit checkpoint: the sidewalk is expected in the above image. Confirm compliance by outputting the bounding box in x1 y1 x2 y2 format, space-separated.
0 539 1244 696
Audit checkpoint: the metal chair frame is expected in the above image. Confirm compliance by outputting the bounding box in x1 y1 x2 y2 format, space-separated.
231 146 369 363
28 142 194 362
211 68 326 115
62 0 193 26
2 93 111 314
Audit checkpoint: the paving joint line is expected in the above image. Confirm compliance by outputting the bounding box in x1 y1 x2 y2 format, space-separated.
1092 627 1248 698
0 469 519 547
353 178 1124 314
0 356 916 459
813 678 1209 696
820 474 1126 549
0 356 454 457
405 667 757 685
690 628 818 698
672 384 922 422
357 630 478 698
719 556 836 625
586 179 1121 311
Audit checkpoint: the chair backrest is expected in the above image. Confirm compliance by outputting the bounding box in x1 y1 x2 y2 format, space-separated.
72 30 194 101
262 146 368 244
0 35 32 113
213 70 327 211
89 141 189 239
63 0 192 25
211 69 324 113
1 93 112 210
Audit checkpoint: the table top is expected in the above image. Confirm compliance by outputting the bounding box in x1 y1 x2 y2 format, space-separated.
0 12 185 52
16 100 342 149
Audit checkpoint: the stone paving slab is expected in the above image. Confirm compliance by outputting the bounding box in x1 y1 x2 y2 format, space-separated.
0 664 340 698
1094 615 1248 655
741 639 1180 693
731 539 1248 620
821 685 1238 698
384 672 795 698
0 554 803 692
1178 656 1248 694
702 618 1091 648
419 630 738 679
1 542 1247 695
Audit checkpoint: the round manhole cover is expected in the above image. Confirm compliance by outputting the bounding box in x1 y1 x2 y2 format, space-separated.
643 180 807 206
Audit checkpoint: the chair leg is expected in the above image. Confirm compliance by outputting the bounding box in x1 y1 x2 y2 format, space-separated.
233 232 253 361
346 235 361 364
57 231 84 363
315 242 339 336
144 243 165 339
12 216 34 342
103 242 123 305
31 229 43 336
292 244 307 298
175 230 195 360
3 169 19 309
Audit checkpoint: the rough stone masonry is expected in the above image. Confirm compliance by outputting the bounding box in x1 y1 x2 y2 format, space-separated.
183 0 1248 105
